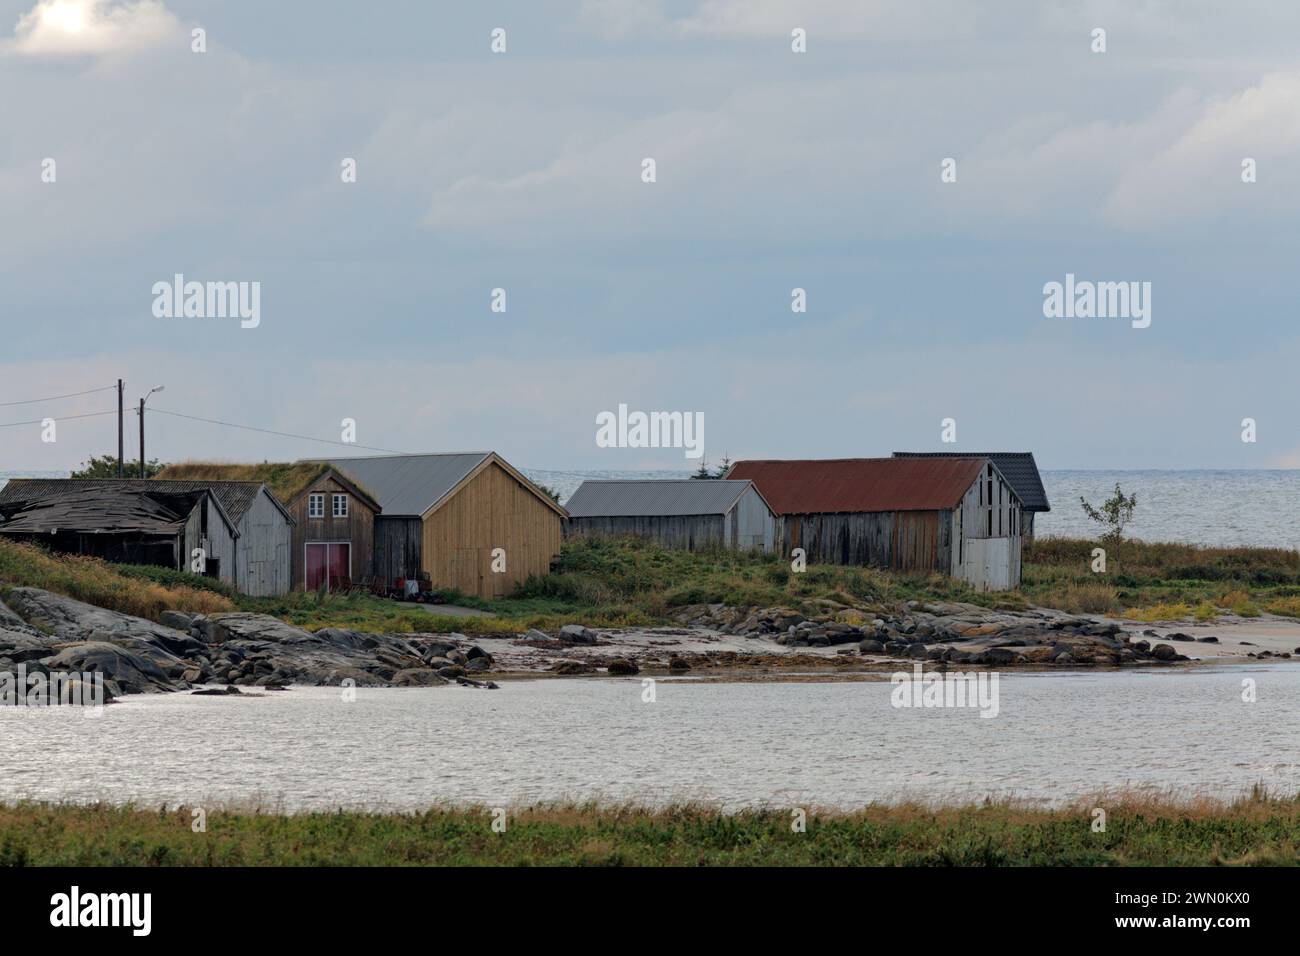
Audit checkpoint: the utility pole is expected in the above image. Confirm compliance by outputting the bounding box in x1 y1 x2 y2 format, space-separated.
117 379 124 478
138 398 145 479
137 385 164 479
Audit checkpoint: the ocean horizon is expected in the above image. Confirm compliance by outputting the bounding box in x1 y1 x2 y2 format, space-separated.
3 467 1296 550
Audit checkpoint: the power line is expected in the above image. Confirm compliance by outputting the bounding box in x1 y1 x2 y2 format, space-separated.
148 408 409 454
0 384 118 408
0 409 118 429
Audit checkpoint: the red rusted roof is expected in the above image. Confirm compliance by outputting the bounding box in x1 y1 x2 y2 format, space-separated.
725 457 989 515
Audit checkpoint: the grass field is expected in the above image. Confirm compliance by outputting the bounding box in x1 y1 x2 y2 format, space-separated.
3 793 1298 866
4 534 1299 633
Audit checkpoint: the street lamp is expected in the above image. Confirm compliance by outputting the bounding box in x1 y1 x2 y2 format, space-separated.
138 385 164 478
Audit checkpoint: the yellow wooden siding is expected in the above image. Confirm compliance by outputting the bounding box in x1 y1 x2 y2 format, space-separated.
421 462 561 598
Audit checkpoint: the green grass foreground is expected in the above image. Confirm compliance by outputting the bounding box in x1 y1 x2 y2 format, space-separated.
3 795 1300 866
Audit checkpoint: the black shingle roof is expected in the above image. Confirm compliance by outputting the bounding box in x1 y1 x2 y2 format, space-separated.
0 479 270 524
0 487 205 535
891 452 1050 511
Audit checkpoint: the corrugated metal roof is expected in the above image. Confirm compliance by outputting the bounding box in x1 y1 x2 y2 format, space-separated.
311 453 491 516
892 452 1050 511
565 480 755 517
0 487 203 535
0 478 267 524
726 457 991 515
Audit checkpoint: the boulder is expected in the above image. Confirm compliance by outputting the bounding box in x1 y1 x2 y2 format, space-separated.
550 661 594 675
858 639 885 654
159 610 195 632
0 596 41 636
1150 643 1179 661
605 658 639 675
392 669 448 687
40 641 183 695
558 624 598 645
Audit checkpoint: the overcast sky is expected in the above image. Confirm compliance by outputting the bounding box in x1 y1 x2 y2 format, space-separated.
2 0 1298 472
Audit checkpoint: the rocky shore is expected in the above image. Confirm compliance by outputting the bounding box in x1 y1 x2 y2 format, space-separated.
0 587 501 699
671 601 1209 666
4 587 1296 700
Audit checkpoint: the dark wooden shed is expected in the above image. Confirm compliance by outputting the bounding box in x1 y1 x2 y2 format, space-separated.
726 457 1024 591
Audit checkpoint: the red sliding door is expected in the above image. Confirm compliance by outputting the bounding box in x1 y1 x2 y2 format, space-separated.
306 543 350 591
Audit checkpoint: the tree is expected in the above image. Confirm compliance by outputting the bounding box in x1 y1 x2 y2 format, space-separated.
534 483 563 504
1079 483 1137 552
70 454 164 479
690 455 732 480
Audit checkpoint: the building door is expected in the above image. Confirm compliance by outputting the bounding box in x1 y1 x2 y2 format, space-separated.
306 543 351 591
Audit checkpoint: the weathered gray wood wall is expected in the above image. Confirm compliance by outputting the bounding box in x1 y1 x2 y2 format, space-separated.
373 516 423 581
729 485 778 551
197 496 238 587
781 510 952 572
565 514 727 550
235 490 292 596
950 464 1022 591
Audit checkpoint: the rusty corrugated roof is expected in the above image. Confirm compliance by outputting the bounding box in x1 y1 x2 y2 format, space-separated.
725 457 990 515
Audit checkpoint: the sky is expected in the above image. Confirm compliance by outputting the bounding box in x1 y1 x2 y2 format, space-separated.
1 0 1298 473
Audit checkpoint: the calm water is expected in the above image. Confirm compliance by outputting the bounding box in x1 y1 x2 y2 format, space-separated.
6 468 1297 548
2 668 1296 811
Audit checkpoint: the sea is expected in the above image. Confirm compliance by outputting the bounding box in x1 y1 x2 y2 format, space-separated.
2 667 1297 810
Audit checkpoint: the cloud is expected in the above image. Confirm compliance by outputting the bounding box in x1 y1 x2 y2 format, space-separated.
1104 71 1300 228
5 0 180 56
673 0 978 42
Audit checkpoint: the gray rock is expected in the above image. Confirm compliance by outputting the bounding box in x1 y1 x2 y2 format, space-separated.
159 610 195 632
558 624 598 645
392 669 448 687
524 628 552 642
41 641 183 694
0 597 41 636
858 639 885 654
1150 643 1179 661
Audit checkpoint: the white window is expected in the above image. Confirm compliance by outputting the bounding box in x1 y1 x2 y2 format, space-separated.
332 494 349 518
308 493 324 518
